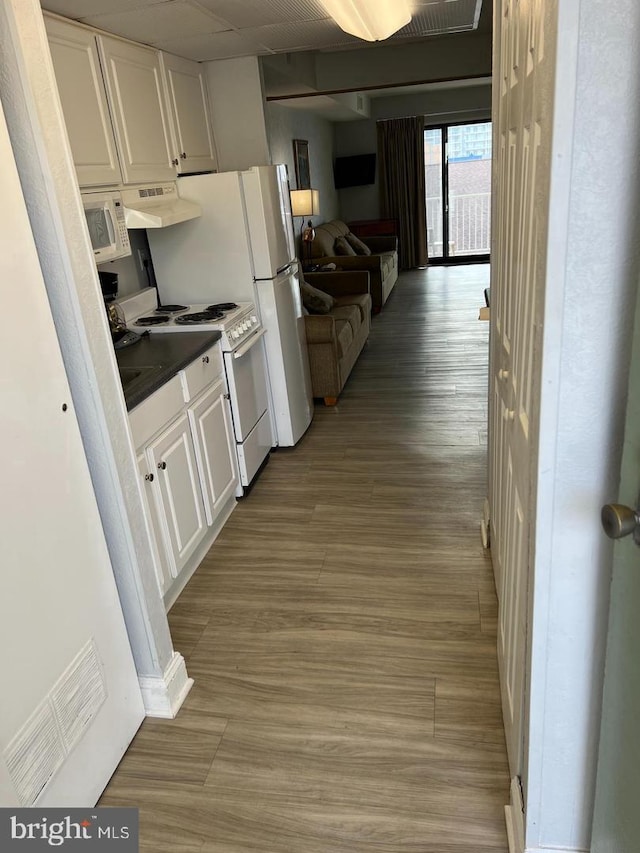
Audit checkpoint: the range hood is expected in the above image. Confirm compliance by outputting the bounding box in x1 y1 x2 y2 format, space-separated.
121 182 201 228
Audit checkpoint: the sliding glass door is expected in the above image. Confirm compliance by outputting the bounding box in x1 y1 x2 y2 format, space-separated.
424 121 492 262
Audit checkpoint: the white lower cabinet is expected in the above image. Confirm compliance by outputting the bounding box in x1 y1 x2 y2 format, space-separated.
146 412 207 576
188 378 238 524
136 450 173 595
131 343 238 605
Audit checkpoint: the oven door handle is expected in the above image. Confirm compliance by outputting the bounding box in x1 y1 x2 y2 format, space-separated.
232 328 267 359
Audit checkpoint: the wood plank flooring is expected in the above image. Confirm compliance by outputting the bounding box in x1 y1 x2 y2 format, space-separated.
101 264 509 852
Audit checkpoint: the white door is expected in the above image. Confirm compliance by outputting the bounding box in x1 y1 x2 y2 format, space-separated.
97 35 176 184
146 413 207 576
188 379 239 525
0 97 143 807
591 278 640 851
489 0 551 790
45 16 122 187
160 51 217 175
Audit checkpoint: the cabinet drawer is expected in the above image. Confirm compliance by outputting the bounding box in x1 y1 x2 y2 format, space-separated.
129 373 184 449
180 343 223 402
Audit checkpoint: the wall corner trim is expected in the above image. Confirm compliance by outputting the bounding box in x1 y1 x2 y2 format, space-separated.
138 652 193 718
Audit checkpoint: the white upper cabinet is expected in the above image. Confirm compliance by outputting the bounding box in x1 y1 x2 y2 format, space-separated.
97 35 176 184
45 16 122 187
161 52 218 175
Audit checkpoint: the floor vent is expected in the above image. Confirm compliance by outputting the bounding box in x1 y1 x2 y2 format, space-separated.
3 638 106 804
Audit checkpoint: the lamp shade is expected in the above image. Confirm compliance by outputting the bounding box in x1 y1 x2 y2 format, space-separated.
318 0 411 41
290 188 320 218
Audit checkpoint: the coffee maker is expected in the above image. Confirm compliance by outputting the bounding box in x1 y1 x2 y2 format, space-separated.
99 271 141 349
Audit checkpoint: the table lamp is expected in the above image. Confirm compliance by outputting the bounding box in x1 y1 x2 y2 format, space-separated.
290 188 320 268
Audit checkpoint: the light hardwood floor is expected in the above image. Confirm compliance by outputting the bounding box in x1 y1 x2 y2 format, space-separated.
101 264 509 852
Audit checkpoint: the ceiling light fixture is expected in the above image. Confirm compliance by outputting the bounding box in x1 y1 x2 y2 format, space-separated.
319 0 412 42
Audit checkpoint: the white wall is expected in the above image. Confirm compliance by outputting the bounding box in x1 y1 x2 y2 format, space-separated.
1 0 189 715
205 56 270 172
334 84 491 222
266 102 339 232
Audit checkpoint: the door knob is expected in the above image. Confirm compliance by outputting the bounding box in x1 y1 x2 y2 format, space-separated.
601 503 640 543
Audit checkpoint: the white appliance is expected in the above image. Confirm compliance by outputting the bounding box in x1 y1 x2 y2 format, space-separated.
81 189 131 262
146 165 313 447
119 289 272 493
121 182 201 229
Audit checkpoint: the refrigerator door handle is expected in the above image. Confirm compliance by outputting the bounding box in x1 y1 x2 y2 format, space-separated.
233 328 267 359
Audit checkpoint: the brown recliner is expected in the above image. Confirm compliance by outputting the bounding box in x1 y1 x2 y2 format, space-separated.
309 220 398 314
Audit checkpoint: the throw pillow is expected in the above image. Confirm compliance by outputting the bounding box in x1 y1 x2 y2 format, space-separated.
345 232 372 256
334 235 357 256
300 280 336 314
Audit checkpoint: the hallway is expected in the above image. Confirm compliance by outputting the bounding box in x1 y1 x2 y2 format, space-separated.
101 264 510 852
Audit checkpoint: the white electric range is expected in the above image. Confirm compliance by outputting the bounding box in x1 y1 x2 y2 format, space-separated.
118 289 273 493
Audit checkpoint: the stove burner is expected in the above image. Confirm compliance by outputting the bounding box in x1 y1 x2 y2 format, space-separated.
156 304 188 314
207 302 238 313
135 315 171 326
175 310 224 325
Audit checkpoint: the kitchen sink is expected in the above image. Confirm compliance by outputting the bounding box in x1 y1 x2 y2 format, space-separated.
118 364 161 389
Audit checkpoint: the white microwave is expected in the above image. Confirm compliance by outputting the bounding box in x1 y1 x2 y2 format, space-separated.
81 190 131 263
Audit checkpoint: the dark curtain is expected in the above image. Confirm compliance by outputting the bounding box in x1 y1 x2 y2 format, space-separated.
377 117 428 269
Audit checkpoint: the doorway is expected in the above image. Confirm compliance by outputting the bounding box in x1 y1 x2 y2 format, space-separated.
424 121 492 263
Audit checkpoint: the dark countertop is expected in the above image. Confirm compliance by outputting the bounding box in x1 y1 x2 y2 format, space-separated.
116 330 222 411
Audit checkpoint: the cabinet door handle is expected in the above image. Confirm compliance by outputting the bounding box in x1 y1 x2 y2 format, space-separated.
180 152 187 159
158 461 167 470
145 472 154 482
224 393 230 400
172 158 179 166
202 355 210 364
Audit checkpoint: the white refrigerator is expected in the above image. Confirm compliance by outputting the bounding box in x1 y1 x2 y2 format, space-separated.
147 165 313 447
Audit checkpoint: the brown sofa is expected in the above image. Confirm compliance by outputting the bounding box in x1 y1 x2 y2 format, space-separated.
302 270 371 406
309 219 398 313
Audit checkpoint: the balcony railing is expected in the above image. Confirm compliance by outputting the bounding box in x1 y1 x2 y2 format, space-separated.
426 192 491 257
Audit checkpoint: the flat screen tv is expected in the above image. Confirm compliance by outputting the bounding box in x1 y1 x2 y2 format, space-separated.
333 153 376 189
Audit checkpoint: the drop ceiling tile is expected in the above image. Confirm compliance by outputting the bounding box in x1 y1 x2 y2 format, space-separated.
194 0 327 29
240 19 357 52
152 29 268 61
81 1 229 45
42 0 163 19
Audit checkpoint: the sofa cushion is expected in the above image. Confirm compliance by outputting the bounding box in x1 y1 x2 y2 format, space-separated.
334 319 354 359
334 293 371 322
300 280 335 314
331 304 361 337
311 220 350 258
335 235 357 256
345 232 372 256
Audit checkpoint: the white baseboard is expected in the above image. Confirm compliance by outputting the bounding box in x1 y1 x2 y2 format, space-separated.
138 651 193 718
523 848 588 853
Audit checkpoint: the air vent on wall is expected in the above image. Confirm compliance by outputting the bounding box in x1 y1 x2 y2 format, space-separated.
3 639 107 805
51 639 107 753
4 702 65 806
